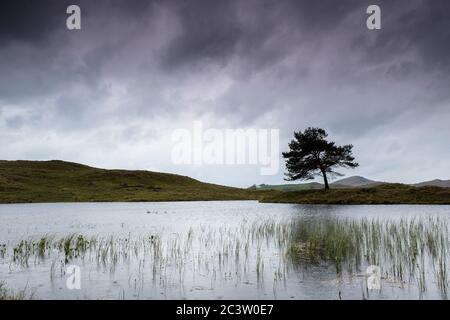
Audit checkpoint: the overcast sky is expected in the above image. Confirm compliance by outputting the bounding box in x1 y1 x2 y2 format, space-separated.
1 0 449 187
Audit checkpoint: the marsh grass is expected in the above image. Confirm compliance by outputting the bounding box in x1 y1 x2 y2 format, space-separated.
2 215 450 299
289 216 450 297
1 219 293 298
0 281 33 300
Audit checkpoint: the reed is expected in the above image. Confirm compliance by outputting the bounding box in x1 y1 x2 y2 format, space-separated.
289 216 450 296
0 281 33 300
2 215 449 299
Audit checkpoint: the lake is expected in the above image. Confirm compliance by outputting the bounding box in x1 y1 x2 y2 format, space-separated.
1 201 449 300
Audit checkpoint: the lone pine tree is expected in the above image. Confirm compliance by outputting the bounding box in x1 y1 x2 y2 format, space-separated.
282 127 358 190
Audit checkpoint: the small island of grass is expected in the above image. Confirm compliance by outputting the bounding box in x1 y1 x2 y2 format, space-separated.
259 183 450 205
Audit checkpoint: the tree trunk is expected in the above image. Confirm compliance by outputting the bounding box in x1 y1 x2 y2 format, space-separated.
322 170 330 190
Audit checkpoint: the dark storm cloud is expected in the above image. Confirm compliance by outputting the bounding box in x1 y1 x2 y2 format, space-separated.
0 0 62 45
2 0 449 97
157 0 450 75
158 0 365 71
0 0 162 103
0 0 155 44
354 0 450 71
145 0 450 132
159 0 242 69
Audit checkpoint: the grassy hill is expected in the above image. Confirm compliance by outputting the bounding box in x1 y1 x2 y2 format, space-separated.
0 160 269 203
259 183 450 205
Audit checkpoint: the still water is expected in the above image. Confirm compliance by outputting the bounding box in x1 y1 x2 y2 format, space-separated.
1 201 449 299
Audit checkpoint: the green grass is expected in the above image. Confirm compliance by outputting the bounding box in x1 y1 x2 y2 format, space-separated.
289 216 450 296
260 183 450 204
0 282 33 300
0 160 271 203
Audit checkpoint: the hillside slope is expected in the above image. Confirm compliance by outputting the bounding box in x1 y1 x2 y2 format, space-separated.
0 160 266 203
250 176 382 191
330 176 382 187
413 179 450 188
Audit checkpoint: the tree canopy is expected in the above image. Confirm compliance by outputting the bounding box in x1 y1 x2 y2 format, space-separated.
282 127 358 190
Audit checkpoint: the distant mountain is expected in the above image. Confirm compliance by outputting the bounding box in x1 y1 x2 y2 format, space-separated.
251 176 383 191
331 176 382 187
250 176 450 191
412 179 450 188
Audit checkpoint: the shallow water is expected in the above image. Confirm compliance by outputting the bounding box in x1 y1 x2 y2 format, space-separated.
0 201 449 300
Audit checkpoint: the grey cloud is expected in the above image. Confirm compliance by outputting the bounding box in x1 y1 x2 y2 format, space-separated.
0 0 63 45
